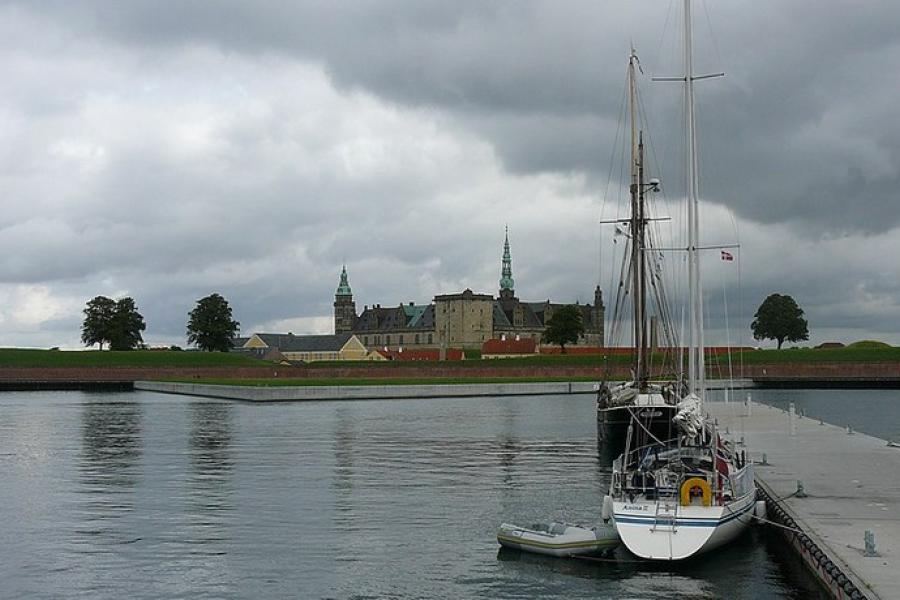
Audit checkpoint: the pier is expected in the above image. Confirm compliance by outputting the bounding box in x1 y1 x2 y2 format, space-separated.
708 400 898 600
135 380 602 401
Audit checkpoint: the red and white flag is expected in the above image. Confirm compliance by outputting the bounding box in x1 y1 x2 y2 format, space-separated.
720 250 734 262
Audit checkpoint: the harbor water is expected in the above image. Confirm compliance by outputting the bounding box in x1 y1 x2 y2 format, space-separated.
2 388 881 598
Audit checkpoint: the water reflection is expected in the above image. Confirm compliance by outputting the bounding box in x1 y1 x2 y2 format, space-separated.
332 406 359 533
80 397 142 487
77 395 143 545
186 400 234 550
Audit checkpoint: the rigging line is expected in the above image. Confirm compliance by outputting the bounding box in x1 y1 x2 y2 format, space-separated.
601 76 629 291
723 278 734 399
701 0 725 75
652 0 677 81
606 75 631 320
738 252 744 380
626 406 668 447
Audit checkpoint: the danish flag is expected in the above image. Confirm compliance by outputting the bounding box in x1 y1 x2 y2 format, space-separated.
720 250 734 262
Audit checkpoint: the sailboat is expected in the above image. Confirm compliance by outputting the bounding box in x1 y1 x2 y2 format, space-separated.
596 49 681 455
605 0 756 561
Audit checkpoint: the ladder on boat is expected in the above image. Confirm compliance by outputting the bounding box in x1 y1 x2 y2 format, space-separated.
651 501 678 533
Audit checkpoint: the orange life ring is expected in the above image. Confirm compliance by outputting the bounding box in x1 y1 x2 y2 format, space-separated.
680 477 712 507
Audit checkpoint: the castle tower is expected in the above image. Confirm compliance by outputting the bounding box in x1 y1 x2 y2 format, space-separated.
589 285 606 346
499 226 515 301
334 265 357 334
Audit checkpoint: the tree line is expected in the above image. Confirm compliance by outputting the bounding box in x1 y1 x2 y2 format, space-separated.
81 293 240 352
80 290 810 352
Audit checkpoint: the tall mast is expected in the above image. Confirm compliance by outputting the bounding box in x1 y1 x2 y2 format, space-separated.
627 48 648 389
683 0 705 398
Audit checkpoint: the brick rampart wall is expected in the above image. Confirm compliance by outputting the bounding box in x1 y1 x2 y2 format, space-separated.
3 362 900 384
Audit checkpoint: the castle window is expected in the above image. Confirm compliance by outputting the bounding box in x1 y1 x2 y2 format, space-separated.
364 336 369 345
399 335 404 344
386 335 391 345
428 334 433 344
415 334 420 344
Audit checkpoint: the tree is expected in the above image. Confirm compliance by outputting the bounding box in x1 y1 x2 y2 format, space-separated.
751 293 809 349
81 296 117 350
542 305 585 353
187 293 240 351
108 297 147 350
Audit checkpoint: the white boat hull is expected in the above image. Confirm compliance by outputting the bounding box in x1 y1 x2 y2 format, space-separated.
612 490 755 560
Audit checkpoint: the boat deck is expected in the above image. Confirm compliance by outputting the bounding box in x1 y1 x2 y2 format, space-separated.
707 400 898 600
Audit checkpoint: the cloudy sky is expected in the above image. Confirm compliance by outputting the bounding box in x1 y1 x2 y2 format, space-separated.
2 0 899 349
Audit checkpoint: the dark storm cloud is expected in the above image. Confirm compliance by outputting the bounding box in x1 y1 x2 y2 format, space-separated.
19 0 900 233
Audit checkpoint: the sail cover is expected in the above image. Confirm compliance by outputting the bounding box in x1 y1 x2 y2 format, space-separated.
673 394 704 438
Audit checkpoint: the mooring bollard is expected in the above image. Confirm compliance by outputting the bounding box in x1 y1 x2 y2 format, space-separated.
760 453 769 466
819 418 824 426
789 402 797 436
746 393 752 416
847 425 854 435
864 530 877 557
725 426 730 435
796 480 808 498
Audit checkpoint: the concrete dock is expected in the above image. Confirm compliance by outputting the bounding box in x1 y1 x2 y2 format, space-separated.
134 380 602 401
708 400 899 600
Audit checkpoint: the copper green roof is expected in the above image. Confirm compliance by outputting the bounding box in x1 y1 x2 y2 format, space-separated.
500 228 514 291
336 265 352 296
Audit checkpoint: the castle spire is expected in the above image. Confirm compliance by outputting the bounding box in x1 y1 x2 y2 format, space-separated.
499 226 515 296
336 264 352 296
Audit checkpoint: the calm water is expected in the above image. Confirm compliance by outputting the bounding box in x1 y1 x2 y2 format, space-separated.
2 389 875 599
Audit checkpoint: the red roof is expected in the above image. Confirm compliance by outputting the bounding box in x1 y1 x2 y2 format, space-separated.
482 338 537 355
375 348 464 361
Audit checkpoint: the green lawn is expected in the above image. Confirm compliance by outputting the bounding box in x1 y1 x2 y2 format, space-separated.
4 345 899 371
0 348 269 368
713 347 900 365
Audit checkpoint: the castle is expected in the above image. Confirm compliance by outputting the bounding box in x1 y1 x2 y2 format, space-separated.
334 231 605 350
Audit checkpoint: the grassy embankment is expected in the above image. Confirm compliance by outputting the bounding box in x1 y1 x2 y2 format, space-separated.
188 345 900 386
711 345 900 365
4 344 900 387
0 348 265 368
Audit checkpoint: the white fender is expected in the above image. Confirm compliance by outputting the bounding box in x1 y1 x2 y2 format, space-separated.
602 495 614 522
752 500 767 523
